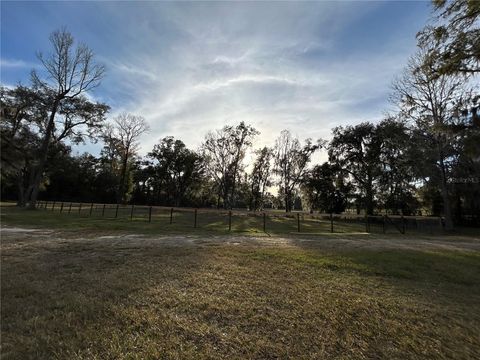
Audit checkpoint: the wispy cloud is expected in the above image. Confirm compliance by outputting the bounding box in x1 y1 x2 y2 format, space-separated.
0 57 37 68
1 1 430 159
100 57 158 82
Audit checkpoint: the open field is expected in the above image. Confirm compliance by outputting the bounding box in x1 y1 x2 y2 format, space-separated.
1 205 480 359
7 201 449 236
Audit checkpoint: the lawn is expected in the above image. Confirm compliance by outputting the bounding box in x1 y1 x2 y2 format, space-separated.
1 205 480 359
2 201 446 236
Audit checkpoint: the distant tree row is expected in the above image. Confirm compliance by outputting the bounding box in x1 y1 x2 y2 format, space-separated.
1 1 479 229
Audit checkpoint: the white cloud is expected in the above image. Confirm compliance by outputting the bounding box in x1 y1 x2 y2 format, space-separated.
0 57 37 68
73 2 423 162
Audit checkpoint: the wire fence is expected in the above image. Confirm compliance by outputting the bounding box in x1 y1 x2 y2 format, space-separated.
35 200 445 235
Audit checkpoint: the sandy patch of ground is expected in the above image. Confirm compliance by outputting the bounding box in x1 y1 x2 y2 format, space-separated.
1 227 42 233
1 226 479 253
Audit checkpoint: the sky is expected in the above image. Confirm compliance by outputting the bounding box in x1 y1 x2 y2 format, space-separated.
1 1 432 160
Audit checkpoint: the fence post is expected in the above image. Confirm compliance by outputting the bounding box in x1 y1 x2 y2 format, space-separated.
130 204 134 220
102 204 106 217
52 201 56 211
228 211 232 231
90 203 94 216
60 202 64 213
68 202 72 214
383 215 386 234
148 206 152 222
44 201 48 209
263 212 266 233
170 208 173 224
194 209 197 228
297 213 300 232
330 213 333 233
115 204 119 218
78 202 82 214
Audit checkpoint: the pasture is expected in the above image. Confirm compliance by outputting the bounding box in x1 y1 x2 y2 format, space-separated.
18 200 447 236
1 204 480 359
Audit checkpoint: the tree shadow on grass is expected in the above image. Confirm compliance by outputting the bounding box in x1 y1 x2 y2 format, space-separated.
2 229 480 359
235 244 480 357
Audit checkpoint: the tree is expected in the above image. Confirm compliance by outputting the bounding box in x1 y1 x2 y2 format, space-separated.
301 163 351 213
391 46 471 229
25 28 108 208
417 0 480 76
444 99 480 223
248 147 273 211
273 130 323 212
329 123 382 215
40 146 87 202
147 136 204 206
202 122 258 209
1 86 44 205
376 118 419 215
102 113 149 204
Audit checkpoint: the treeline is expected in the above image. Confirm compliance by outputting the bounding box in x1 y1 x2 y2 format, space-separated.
1 1 479 229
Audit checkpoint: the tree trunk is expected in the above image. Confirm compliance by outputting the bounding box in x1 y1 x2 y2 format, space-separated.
285 190 292 212
365 177 374 215
117 150 129 204
16 174 26 207
230 174 236 210
440 177 453 230
438 149 454 230
223 177 231 209
26 99 60 209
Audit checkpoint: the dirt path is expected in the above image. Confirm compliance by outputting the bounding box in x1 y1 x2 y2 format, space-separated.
2 226 479 253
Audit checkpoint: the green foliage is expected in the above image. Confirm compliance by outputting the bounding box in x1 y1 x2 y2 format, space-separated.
329 122 382 215
2 17 479 225
301 162 351 213
418 0 480 75
376 119 420 215
145 136 205 206
1 28 109 208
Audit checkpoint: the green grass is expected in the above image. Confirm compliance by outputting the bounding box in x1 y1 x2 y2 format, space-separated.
2 204 480 359
0 202 447 236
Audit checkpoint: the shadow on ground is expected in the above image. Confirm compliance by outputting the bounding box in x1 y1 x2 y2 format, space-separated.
1 226 480 359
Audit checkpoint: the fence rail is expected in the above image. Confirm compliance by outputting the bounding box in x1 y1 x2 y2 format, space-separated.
34 200 445 235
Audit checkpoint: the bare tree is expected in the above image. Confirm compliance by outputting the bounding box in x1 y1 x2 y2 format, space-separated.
273 130 323 212
202 122 258 209
26 27 107 208
103 113 150 204
391 46 470 229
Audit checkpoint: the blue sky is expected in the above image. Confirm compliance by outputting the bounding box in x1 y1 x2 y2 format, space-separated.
1 1 432 158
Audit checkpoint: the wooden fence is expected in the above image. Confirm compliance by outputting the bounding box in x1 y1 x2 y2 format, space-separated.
35 200 445 235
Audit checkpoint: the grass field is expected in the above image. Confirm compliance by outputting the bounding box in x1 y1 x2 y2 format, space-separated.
6 201 447 236
1 204 480 359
